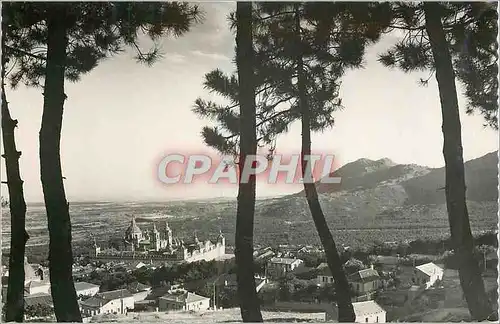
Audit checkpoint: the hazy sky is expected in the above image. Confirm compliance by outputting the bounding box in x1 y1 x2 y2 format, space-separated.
1 2 498 202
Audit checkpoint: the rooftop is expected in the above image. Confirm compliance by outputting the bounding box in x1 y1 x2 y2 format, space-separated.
349 268 380 283
97 289 133 300
255 250 275 260
145 286 175 301
269 257 302 265
352 301 385 317
317 266 332 277
415 262 442 277
74 281 100 292
316 263 329 270
81 289 133 308
160 291 209 304
80 296 105 308
128 282 151 293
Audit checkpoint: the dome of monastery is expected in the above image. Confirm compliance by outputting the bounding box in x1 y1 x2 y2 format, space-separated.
125 217 142 236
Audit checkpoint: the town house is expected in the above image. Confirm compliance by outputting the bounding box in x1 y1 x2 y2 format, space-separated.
80 289 134 317
316 263 334 286
326 300 386 323
412 262 444 289
74 282 100 297
158 291 210 312
349 267 381 295
267 257 304 279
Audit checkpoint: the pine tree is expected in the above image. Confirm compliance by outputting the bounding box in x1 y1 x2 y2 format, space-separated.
3 3 201 321
252 3 389 320
377 2 497 320
1 15 30 321
194 3 390 321
233 3 263 321
193 3 300 321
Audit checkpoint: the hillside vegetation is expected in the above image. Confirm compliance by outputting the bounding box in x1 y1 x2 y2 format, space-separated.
2 152 497 251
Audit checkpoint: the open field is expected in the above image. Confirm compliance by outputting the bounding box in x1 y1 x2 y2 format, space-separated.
91 308 325 323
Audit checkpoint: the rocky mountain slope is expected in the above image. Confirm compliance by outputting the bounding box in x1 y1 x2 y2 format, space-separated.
253 151 498 246
402 151 498 204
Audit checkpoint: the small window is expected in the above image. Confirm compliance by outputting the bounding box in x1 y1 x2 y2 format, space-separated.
365 317 368 323
376 316 379 323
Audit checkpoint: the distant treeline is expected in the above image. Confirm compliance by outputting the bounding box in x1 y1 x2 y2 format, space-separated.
284 231 498 269
367 231 497 256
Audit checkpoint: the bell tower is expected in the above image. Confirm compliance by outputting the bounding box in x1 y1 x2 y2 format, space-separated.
165 222 173 248
217 230 225 246
90 233 100 257
216 230 225 257
151 223 160 251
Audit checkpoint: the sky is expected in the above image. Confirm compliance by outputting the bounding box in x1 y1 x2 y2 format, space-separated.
1 2 498 203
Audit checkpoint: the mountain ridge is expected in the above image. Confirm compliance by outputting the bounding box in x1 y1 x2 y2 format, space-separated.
260 151 498 225
297 150 498 203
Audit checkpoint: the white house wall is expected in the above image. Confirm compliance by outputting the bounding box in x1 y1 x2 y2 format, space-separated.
26 284 51 295
81 297 135 317
356 312 386 323
186 298 210 312
77 287 100 297
185 245 225 263
317 275 334 286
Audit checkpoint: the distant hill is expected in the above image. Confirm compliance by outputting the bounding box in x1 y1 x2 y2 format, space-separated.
314 157 430 196
300 151 498 204
253 151 498 246
402 151 498 204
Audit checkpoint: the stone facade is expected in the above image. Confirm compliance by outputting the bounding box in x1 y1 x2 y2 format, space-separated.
92 216 225 263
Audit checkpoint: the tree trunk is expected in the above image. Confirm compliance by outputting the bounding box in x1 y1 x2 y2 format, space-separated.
234 2 263 322
40 7 82 322
294 4 355 322
2 57 29 323
423 3 493 321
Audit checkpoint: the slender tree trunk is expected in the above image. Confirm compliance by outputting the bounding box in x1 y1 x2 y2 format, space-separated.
40 7 82 322
2 56 29 323
294 4 355 322
423 3 493 321
234 2 263 322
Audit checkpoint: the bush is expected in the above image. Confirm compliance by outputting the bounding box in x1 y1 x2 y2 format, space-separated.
24 304 53 319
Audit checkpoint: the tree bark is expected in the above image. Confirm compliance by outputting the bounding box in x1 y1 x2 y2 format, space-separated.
423 2 493 321
294 4 355 322
234 2 263 322
40 6 82 322
2 56 29 323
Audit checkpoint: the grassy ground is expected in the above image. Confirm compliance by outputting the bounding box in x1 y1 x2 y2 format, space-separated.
90 308 325 323
376 266 498 322
399 308 471 322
